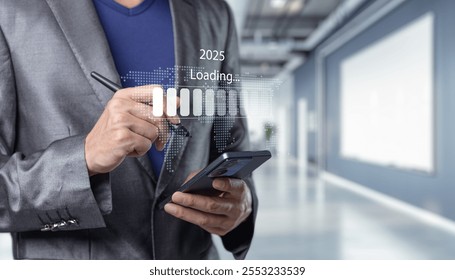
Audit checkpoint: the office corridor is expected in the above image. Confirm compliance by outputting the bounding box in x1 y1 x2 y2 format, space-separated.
215 159 455 259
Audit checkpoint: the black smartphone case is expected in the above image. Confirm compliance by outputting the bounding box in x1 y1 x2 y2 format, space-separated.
159 150 271 209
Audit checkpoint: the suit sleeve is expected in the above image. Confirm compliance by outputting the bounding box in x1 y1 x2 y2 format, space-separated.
213 1 259 260
0 26 111 233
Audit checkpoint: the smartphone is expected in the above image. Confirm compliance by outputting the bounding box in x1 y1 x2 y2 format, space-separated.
159 150 271 209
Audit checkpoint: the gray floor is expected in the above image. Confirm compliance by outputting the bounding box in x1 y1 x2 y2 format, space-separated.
215 159 455 260
3 158 455 259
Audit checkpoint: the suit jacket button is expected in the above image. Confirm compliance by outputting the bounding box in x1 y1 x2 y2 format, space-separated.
50 222 59 231
67 219 79 226
40 224 52 232
57 220 68 228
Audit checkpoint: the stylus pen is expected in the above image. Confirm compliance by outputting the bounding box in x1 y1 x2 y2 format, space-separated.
91 71 191 138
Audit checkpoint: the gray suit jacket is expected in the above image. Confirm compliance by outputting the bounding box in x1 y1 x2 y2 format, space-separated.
0 0 257 259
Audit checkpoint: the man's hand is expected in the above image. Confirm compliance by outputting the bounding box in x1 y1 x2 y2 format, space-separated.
85 86 179 176
164 175 253 236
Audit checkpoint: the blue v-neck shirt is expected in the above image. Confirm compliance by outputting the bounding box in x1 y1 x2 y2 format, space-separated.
93 0 175 178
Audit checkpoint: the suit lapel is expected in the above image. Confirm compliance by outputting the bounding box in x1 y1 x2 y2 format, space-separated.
155 0 200 199
45 0 156 183
45 0 119 107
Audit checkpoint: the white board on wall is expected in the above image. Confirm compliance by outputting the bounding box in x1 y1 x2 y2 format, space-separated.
340 12 434 173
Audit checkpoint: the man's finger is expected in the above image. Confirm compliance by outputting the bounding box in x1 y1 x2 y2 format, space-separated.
121 86 181 124
212 178 246 194
164 203 226 229
126 117 159 141
124 132 153 157
111 101 167 149
118 85 157 103
117 99 162 128
201 226 229 237
171 192 233 215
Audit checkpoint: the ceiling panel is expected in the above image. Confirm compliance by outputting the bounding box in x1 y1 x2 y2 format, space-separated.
226 0 344 77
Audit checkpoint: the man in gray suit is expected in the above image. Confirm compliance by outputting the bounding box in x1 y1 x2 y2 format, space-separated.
0 0 257 259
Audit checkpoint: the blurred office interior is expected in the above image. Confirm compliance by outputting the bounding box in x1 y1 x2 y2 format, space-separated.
2 0 455 259
217 0 455 259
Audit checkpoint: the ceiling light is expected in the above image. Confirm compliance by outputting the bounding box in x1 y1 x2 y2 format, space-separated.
270 0 287 9
288 0 304 14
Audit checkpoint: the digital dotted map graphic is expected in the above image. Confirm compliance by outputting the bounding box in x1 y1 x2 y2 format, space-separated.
122 66 281 173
